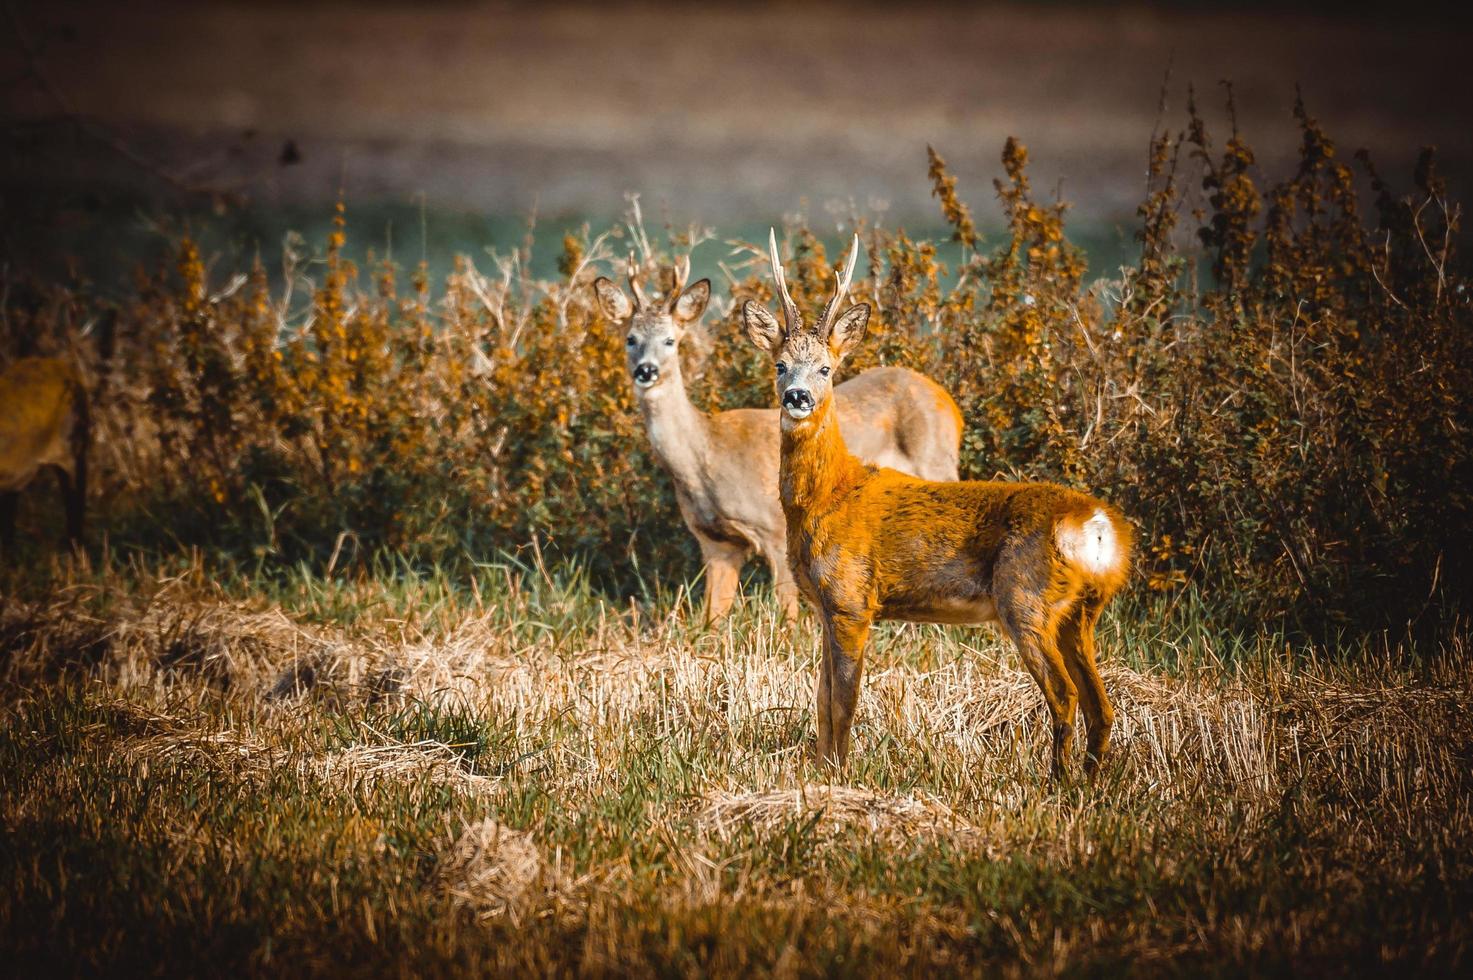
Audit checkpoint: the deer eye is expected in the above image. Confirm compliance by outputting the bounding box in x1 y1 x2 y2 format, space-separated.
664 338 675 347
625 335 636 346
819 366 831 377
775 362 787 376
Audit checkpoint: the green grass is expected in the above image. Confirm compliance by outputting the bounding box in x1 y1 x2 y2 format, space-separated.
1 554 1470 976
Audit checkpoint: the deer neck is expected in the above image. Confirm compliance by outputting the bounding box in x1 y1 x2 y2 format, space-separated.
780 395 864 518
637 363 712 497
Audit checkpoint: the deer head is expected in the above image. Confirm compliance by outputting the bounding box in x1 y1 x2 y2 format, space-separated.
593 254 710 394
742 229 868 422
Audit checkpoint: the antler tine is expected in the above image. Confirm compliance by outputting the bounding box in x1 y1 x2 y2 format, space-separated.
626 251 649 311
666 254 691 312
767 227 800 328
834 232 860 305
819 233 863 329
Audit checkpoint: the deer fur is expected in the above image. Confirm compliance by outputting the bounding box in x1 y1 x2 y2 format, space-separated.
0 356 90 553
594 254 961 624
744 231 1133 777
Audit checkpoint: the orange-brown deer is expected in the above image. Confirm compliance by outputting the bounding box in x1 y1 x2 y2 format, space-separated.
0 356 90 554
744 231 1133 777
594 252 962 624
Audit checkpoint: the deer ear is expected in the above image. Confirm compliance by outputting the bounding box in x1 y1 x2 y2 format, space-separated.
743 300 784 354
672 278 710 322
593 277 633 320
828 303 870 358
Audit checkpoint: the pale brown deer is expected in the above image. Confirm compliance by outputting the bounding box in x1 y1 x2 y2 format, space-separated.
594 252 962 624
0 356 90 553
744 231 1134 778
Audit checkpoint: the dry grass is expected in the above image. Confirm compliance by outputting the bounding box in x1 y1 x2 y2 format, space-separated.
697 784 983 849
438 818 554 922
1 556 1469 976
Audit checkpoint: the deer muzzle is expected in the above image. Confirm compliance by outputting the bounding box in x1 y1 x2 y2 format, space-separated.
781 387 815 418
633 363 659 388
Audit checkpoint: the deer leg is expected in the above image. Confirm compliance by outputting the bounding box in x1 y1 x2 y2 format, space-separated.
764 538 801 624
916 410 962 483
61 466 84 547
69 421 87 547
820 610 872 769
0 491 16 555
1057 597 1114 776
998 592 1079 781
815 634 834 763
697 536 745 625
52 467 79 547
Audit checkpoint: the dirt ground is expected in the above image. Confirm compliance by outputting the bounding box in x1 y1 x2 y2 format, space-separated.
5 1 1472 228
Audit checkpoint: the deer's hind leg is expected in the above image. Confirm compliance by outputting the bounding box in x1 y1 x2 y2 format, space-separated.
1057 595 1113 775
67 416 87 547
909 408 961 483
58 464 84 547
996 574 1079 780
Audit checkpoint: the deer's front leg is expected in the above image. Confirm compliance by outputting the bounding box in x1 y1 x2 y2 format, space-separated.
819 609 873 769
815 635 834 762
697 535 746 625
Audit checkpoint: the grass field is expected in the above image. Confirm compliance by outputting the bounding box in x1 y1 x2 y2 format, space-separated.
3 553 1469 975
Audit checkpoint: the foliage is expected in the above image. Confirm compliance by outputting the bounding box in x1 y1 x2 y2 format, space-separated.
4 95 1469 636
0 560 1469 975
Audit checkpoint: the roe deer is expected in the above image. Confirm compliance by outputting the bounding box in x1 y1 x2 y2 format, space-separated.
0 356 90 553
744 231 1133 777
594 252 961 624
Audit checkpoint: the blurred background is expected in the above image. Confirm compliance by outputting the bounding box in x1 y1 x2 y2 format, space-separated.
5 0 1472 285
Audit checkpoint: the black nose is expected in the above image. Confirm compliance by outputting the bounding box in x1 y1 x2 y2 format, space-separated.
782 388 814 411
633 363 658 384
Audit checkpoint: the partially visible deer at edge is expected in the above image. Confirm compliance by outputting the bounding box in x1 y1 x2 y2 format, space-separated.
0 355 90 554
594 252 962 624
744 231 1134 778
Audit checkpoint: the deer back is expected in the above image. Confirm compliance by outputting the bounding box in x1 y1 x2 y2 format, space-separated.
790 469 1132 621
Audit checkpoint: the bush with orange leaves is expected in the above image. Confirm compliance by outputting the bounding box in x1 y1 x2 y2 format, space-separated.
915 92 1470 635
4 94 1468 636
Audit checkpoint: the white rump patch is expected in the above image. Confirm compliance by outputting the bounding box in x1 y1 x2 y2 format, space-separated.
1057 509 1118 575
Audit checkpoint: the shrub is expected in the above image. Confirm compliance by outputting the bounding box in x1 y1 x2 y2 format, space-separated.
6 94 1469 638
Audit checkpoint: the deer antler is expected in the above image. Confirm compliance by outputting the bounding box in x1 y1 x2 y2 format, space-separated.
666 254 691 312
767 228 801 329
626 251 649 311
818 233 862 331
